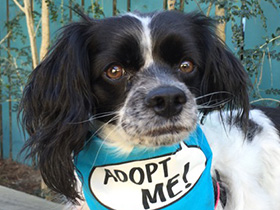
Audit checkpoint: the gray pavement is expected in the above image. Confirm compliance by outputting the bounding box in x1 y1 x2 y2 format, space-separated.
0 185 65 210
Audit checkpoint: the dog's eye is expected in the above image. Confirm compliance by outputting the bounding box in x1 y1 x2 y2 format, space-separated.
179 61 194 73
105 65 125 80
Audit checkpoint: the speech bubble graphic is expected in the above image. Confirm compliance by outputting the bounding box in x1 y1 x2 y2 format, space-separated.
89 142 206 210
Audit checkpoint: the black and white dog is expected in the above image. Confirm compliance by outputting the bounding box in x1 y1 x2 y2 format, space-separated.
19 11 280 210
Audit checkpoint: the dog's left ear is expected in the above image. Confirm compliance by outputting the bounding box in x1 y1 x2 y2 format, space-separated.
18 16 98 203
191 13 250 124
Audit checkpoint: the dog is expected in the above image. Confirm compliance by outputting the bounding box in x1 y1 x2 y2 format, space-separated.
19 10 280 210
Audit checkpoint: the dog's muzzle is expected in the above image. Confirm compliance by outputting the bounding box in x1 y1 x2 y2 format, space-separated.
115 68 198 147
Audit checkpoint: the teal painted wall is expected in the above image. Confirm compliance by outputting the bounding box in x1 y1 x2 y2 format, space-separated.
0 0 279 162
245 1 280 100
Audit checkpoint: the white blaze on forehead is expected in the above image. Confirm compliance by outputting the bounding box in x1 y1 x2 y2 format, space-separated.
128 14 153 69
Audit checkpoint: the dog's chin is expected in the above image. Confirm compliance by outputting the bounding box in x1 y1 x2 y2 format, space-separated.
139 130 192 146
96 122 196 154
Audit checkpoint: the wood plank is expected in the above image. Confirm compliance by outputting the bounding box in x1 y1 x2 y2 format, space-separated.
0 185 65 210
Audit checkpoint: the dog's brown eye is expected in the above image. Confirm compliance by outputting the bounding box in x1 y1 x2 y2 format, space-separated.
105 65 124 80
179 61 194 73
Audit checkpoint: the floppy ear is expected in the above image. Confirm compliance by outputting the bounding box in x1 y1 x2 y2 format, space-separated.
192 13 249 124
19 17 97 203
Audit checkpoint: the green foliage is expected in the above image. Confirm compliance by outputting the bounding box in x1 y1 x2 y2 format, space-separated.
86 2 105 18
5 12 27 44
0 0 105 109
0 45 31 106
1 4 31 105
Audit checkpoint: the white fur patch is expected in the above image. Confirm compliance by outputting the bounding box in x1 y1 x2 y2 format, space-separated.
128 14 153 69
201 110 280 210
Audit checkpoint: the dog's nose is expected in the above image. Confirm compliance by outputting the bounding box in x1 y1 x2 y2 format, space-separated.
145 86 187 118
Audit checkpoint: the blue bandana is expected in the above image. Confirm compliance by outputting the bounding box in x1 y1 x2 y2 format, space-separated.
75 125 215 210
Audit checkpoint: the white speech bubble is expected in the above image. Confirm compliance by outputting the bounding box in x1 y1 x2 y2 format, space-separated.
89 142 206 210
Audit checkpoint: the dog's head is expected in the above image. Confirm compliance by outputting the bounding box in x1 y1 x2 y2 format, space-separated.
19 11 249 202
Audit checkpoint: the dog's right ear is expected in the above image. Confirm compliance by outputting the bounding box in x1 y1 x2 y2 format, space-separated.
19 17 97 203
189 13 250 125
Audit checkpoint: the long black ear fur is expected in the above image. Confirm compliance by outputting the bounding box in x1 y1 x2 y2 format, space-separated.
190 13 250 125
19 17 97 203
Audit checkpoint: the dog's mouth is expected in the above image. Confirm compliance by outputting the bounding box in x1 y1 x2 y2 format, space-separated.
98 120 194 151
143 126 188 137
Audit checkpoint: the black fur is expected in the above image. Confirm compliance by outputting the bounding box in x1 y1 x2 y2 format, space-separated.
19 11 250 203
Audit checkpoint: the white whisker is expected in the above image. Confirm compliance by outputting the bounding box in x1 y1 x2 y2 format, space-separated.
91 139 106 168
197 98 232 109
195 91 233 100
102 124 123 143
70 112 118 124
91 115 119 137
78 115 120 157
88 112 118 121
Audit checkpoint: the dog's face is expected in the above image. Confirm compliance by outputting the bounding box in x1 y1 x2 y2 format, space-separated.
85 11 248 150
94 13 202 149
19 11 249 202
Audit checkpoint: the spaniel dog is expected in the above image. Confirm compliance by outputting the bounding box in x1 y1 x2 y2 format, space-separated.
19 11 280 210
